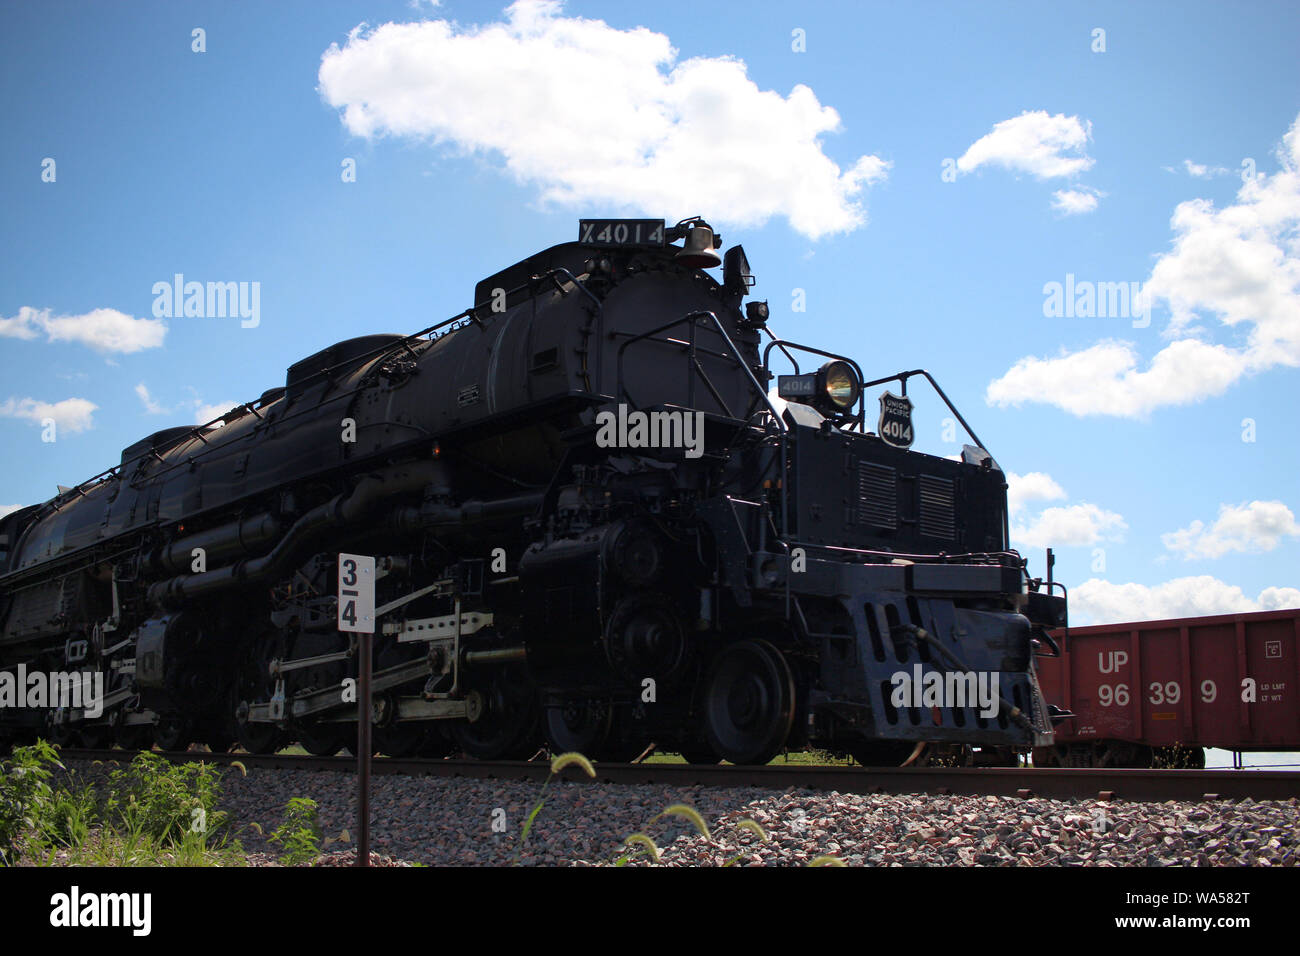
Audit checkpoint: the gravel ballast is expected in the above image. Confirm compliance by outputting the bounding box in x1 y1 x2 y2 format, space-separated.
57 760 1300 866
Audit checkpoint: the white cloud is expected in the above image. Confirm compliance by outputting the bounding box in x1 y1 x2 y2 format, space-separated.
987 338 1250 417
135 383 168 415
1051 187 1101 215
1006 470 1066 517
317 1 889 240
1183 159 1231 179
1012 502 1127 550
194 400 240 425
987 111 1300 418
1162 500 1300 559
0 311 40 340
0 306 166 354
956 111 1094 179
0 397 97 434
1005 471 1124 549
1259 586 1300 610
0 504 24 519
1071 575 1300 626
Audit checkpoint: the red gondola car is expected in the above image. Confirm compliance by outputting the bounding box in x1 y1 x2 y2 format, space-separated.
1033 608 1300 768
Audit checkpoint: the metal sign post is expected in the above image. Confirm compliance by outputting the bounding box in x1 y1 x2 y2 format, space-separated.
337 553 375 868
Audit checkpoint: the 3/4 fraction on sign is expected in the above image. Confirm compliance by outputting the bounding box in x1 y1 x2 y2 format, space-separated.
337 553 375 634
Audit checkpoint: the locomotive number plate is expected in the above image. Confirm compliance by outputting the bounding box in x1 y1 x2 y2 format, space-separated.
579 219 665 247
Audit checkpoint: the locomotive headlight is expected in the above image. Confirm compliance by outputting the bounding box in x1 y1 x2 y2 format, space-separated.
820 361 860 410
775 360 861 419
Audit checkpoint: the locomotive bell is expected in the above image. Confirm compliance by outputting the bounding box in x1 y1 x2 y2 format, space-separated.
675 223 722 269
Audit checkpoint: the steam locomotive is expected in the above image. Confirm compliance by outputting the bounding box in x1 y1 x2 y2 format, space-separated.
0 217 1065 765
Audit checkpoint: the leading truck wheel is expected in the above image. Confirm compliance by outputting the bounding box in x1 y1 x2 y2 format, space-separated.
703 640 795 765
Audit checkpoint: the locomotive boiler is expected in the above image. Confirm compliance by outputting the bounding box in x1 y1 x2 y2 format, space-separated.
0 217 1065 765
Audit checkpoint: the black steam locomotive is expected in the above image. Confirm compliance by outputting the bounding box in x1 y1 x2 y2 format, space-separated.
0 217 1064 765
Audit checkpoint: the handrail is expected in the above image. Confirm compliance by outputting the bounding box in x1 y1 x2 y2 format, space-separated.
760 339 867 430
615 309 789 537
761 345 1005 549
615 309 785 431
857 368 1002 546
545 269 604 393
858 368 990 453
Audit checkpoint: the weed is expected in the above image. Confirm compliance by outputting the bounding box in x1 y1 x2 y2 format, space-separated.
268 797 323 865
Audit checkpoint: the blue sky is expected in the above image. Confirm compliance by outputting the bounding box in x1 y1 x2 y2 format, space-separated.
3 0 1299 630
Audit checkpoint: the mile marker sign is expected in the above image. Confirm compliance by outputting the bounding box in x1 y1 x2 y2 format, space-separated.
337 553 375 633
338 552 377 867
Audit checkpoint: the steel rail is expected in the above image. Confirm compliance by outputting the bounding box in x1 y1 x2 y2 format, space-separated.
53 749 1300 802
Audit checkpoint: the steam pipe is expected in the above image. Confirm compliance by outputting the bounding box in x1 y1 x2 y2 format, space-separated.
151 513 282 575
147 462 439 608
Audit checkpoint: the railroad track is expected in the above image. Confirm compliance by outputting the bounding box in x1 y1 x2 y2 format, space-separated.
56 748 1300 802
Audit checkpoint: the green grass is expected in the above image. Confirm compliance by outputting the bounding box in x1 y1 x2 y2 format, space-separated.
2 742 246 866
641 749 858 767
0 741 379 867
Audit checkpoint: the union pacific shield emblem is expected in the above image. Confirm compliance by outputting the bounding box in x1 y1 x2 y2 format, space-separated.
877 391 914 449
